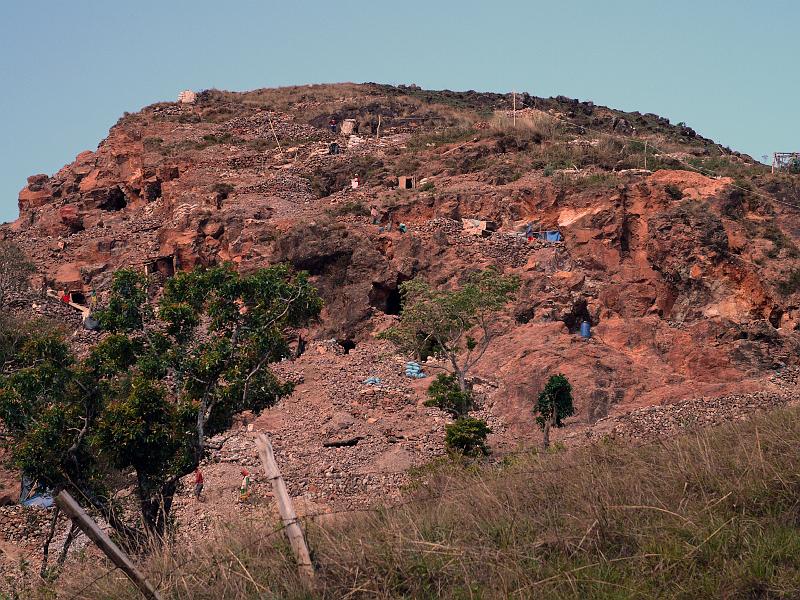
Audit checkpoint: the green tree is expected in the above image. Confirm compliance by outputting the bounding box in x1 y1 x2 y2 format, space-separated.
0 263 321 541
424 373 473 417
445 417 491 456
382 269 519 391
534 374 575 449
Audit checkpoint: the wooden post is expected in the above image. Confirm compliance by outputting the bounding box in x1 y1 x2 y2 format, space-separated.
644 140 648 170
512 90 516 128
267 114 282 152
255 433 315 584
376 114 382 140
55 491 163 600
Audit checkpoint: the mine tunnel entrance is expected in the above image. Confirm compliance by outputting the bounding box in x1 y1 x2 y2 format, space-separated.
337 339 357 354
69 291 86 305
100 187 128 211
562 298 593 333
369 280 404 315
144 256 176 278
294 251 353 286
155 256 176 278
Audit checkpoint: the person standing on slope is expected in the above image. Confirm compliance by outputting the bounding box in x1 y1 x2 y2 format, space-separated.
194 468 204 500
239 469 252 503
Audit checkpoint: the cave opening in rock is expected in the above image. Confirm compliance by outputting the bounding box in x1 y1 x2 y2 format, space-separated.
69 291 86 305
145 180 162 202
338 339 356 354
100 187 128 211
155 256 176 277
294 251 352 286
144 255 176 278
369 279 406 316
562 298 593 333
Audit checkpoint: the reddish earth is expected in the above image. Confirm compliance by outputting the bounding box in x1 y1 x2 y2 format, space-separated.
3 83 800 571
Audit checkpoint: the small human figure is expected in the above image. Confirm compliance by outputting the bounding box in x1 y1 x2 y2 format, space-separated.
239 469 251 503
89 289 97 308
329 118 337 133
398 223 408 234
370 206 379 224
194 468 204 500
351 174 360 190
525 223 534 242
60 290 70 304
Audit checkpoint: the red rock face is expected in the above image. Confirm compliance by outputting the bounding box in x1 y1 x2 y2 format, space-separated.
3 83 800 428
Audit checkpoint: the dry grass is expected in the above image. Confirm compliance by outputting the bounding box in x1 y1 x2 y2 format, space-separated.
490 110 561 142
27 405 800 599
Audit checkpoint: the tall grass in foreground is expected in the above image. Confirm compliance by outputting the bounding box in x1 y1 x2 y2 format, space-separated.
39 406 800 599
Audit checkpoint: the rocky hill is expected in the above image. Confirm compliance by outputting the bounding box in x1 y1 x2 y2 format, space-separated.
3 83 800 570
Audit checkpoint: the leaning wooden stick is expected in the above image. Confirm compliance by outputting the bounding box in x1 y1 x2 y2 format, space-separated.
55 491 163 600
255 433 315 584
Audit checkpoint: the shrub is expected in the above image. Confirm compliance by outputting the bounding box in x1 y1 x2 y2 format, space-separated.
143 137 163 151
777 269 800 296
425 373 473 417
211 182 235 196
326 201 370 217
665 184 684 200
445 417 491 456
419 181 435 192
534 374 575 449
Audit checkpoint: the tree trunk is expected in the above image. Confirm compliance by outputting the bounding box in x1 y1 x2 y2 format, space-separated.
542 419 551 449
57 522 79 567
40 506 60 578
542 410 555 450
457 370 467 393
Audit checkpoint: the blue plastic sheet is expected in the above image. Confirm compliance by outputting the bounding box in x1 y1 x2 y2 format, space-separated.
405 361 426 379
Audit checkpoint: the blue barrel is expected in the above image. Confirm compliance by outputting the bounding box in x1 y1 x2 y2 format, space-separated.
580 321 591 339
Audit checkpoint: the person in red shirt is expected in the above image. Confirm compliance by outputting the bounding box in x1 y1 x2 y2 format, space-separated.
193 468 204 500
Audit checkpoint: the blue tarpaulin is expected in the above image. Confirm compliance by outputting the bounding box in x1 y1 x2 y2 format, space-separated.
526 228 563 242
405 361 426 379
20 475 54 508
544 230 563 242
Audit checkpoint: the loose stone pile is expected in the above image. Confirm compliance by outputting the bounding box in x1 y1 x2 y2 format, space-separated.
584 386 798 444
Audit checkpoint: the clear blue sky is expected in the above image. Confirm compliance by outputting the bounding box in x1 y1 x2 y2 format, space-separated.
1 0 797 223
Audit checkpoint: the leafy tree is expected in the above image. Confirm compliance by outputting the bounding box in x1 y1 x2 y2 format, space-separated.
382 269 519 391
425 373 473 417
0 263 321 541
445 417 491 456
533 374 575 449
